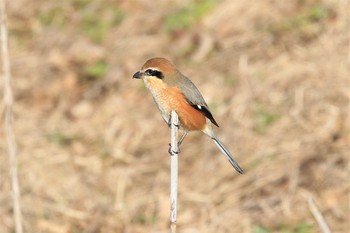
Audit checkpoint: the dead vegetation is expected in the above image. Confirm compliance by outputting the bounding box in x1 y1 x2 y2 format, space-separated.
0 0 349 232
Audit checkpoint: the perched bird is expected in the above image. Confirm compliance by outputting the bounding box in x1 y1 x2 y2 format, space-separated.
133 57 243 174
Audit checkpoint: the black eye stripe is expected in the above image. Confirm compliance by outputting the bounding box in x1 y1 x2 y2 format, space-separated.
144 69 164 79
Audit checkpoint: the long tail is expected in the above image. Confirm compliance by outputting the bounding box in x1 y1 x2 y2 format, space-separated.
212 136 244 174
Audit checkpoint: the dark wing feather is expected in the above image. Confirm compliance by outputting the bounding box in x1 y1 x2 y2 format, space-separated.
173 72 219 127
187 100 219 128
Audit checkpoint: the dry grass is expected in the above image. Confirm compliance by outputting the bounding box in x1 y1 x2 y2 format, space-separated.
0 0 349 232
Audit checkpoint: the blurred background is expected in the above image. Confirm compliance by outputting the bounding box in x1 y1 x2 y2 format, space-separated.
0 0 349 232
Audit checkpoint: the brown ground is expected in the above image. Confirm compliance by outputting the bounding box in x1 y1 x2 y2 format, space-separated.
0 0 349 232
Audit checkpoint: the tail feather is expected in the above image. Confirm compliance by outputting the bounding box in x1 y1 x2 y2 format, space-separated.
212 137 244 174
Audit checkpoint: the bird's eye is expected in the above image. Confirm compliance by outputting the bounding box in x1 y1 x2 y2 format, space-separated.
144 69 163 79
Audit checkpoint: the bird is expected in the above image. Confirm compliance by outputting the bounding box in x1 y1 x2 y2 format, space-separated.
132 57 244 174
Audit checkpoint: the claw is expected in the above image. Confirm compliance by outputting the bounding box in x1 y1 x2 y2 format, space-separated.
168 147 179 156
168 131 188 156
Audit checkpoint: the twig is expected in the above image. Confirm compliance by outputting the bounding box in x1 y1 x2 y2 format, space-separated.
306 193 331 233
169 111 179 230
0 1 24 233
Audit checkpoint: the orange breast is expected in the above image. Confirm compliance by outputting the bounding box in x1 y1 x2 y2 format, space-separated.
165 87 206 131
144 78 206 131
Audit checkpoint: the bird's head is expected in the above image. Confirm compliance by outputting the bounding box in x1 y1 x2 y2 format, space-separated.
132 57 179 85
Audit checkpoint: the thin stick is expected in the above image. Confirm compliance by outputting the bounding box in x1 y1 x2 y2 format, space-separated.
0 1 24 233
306 194 331 233
170 111 179 228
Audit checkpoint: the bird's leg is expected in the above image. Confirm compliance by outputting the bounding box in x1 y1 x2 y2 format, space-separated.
168 116 181 156
168 131 188 155
177 131 188 147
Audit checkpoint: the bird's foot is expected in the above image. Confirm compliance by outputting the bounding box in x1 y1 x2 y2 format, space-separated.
168 143 180 156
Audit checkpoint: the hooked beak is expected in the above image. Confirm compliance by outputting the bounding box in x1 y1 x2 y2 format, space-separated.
132 71 142 79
